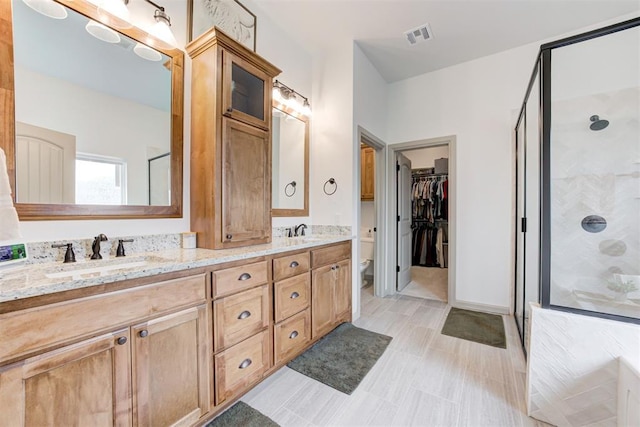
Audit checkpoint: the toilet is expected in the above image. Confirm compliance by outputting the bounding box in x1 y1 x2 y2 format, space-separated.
360 235 374 287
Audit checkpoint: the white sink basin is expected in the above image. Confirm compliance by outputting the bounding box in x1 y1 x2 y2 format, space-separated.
45 261 148 279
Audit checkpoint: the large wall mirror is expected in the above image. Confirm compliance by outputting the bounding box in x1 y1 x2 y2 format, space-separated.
272 105 309 217
0 0 184 220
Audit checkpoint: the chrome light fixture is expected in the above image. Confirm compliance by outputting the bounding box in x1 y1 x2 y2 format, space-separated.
144 0 178 49
22 0 67 19
273 80 312 117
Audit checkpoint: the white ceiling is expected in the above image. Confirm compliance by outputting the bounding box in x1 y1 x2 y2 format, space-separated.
252 0 640 83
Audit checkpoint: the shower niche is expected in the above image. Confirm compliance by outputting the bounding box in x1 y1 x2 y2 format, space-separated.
514 16 640 345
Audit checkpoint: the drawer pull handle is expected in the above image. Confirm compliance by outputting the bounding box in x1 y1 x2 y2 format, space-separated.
290 291 300 299
289 330 299 339
139 330 149 338
239 358 252 369
238 310 251 320
289 261 299 268
238 273 252 281
116 336 127 345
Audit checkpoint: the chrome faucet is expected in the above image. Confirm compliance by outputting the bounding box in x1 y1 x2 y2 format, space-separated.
294 224 307 237
90 234 108 260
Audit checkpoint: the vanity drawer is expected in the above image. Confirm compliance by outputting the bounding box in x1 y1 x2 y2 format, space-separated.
0 274 207 364
273 252 309 281
212 261 268 298
213 285 269 351
274 273 310 323
274 308 311 365
311 242 351 268
214 330 270 405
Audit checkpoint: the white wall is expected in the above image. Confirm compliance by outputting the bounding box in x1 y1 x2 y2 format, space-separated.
360 201 375 230
528 305 640 426
14 67 170 206
403 145 449 169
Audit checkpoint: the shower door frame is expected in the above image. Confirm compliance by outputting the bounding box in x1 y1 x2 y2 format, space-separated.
539 16 640 325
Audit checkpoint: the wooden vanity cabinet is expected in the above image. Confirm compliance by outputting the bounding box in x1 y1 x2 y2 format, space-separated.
361 145 375 201
187 28 280 250
311 242 352 339
0 274 211 427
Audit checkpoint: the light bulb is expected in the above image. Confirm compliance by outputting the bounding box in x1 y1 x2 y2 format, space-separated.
97 0 131 29
301 100 312 117
22 0 67 19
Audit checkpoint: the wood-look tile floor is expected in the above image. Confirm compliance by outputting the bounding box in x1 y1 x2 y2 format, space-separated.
242 286 552 427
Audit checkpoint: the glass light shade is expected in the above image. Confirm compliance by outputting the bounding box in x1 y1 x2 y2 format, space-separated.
133 43 162 62
97 0 132 30
22 0 67 19
301 100 312 117
146 13 178 50
85 20 121 43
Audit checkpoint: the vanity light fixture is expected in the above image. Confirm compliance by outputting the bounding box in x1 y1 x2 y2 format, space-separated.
97 0 132 29
22 0 68 19
273 80 312 117
144 0 178 49
85 20 121 43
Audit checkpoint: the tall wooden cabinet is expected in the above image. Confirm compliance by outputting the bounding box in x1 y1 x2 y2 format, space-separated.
361 145 375 200
187 28 281 249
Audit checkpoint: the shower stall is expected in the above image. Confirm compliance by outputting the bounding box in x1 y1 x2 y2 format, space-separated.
514 17 640 351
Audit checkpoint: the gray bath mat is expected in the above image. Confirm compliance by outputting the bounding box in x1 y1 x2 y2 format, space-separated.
205 401 278 427
441 307 506 348
287 323 392 394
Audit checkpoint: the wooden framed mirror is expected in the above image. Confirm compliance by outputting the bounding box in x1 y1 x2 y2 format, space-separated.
271 104 309 217
0 0 184 220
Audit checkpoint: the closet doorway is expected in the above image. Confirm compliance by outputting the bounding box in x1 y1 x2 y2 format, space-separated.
385 136 456 304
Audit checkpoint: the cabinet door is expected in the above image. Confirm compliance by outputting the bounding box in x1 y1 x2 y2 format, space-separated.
221 118 271 247
361 146 375 200
334 259 352 322
311 264 336 339
222 51 271 130
132 305 209 427
0 329 131 427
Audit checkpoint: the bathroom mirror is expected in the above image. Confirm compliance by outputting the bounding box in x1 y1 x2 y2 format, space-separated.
271 105 309 217
0 0 184 220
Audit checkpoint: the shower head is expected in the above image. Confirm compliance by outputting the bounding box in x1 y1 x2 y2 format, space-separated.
589 115 609 131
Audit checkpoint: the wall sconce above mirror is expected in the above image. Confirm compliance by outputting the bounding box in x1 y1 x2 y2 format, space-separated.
272 80 311 118
272 100 309 217
0 0 184 220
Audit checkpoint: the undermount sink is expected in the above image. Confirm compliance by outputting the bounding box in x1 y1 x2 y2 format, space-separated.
44 255 166 280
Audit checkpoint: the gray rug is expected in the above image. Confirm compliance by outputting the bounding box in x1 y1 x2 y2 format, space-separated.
287 323 392 394
441 307 506 348
205 401 278 427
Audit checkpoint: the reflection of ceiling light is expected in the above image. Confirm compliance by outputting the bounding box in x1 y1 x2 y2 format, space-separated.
22 0 68 19
97 0 132 29
85 20 121 43
146 8 178 49
134 42 162 61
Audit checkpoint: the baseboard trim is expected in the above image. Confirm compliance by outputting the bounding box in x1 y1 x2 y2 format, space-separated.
451 300 510 315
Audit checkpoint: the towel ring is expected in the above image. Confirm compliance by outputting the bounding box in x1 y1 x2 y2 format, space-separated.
284 181 297 197
323 178 337 195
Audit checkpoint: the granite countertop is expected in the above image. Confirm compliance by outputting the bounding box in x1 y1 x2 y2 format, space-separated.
0 235 353 304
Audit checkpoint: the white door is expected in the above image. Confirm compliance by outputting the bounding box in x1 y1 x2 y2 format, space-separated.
397 153 412 291
15 122 75 204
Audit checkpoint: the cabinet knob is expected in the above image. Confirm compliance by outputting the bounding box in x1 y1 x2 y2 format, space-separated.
116 336 127 345
289 330 299 339
237 310 251 320
226 234 233 240
226 107 233 114
139 330 149 338
336 265 340 269
238 272 252 281
238 358 252 369
290 291 300 299
331 266 336 271
289 261 299 268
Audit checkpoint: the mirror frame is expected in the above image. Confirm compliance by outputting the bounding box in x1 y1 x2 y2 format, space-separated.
0 0 184 220
271 103 309 217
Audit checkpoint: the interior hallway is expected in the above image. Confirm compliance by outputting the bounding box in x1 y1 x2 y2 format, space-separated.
241 286 550 426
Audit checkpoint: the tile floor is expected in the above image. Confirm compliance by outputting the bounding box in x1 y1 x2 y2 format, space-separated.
399 267 448 302
242 286 551 426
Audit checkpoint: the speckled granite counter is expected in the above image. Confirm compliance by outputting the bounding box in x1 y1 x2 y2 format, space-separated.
0 235 353 304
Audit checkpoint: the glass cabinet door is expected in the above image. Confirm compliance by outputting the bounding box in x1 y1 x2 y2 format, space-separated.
222 51 271 129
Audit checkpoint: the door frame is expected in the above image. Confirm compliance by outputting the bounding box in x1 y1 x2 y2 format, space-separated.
385 135 457 301
355 126 387 308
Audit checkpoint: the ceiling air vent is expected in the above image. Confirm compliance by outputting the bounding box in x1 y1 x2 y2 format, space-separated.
404 23 433 45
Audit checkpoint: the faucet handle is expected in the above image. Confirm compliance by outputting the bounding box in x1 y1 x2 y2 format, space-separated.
116 239 134 257
52 243 76 263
